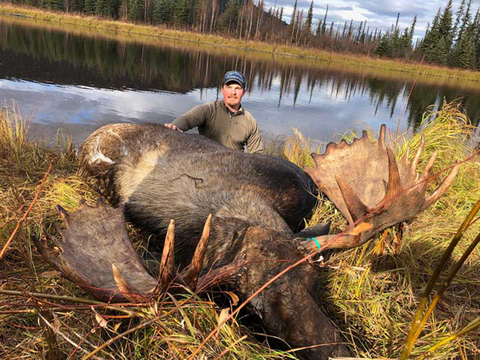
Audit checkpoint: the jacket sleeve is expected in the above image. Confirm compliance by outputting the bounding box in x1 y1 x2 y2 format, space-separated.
172 103 215 131
246 118 265 154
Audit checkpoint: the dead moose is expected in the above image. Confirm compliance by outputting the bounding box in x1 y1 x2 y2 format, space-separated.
34 123 459 359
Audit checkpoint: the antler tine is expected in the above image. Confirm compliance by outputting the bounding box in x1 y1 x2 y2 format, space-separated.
420 150 438 181
158 219 176 288
384 148 403 200
378 124 387 149
411 135 425 176
423 162 461 210
182 214 212 289
43 226 64 252
55 205 70 228
301 234 361 252
111 264 146 303
32 233 63 270
335 176 369 222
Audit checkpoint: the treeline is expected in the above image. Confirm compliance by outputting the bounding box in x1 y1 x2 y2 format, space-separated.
4 0 382 55
376 0 480 69
3 0 480 70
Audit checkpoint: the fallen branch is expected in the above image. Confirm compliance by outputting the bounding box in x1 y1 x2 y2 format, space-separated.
0 289 136 316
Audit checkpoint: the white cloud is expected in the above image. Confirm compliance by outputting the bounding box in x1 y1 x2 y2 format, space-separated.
334 6 369 22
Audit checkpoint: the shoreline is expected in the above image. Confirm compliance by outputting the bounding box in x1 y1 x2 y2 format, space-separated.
1 4 480 83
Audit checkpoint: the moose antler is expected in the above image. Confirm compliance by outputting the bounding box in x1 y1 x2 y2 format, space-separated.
33 199 213 302
305 125 460 250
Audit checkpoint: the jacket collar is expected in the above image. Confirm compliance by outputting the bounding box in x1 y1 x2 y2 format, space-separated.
220 100 245 116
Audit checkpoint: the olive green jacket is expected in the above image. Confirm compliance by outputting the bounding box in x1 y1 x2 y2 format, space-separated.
172 101 264 153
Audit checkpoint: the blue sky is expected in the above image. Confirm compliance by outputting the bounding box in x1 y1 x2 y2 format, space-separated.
262 0 480 40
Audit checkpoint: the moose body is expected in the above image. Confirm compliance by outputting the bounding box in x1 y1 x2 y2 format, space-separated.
37 122 457 360
77 123 349 359
81 124 318 263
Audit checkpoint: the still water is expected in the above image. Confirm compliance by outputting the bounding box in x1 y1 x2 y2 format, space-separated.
1 15 479 147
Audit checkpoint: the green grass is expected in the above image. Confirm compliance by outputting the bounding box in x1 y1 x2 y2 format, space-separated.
2 4 480 85
1 101 479 359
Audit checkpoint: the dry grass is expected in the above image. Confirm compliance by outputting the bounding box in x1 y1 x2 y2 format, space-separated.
283 101 480 359
1 101 479 359
0 103 294 359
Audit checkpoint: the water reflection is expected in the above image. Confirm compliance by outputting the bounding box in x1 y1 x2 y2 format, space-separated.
0 15 479 146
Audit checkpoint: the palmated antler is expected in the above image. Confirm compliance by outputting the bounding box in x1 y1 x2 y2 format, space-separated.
305 125 460 250
33 199 213 302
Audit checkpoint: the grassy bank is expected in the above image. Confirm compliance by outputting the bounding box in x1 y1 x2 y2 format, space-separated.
2 4 480 84
1 102 479 359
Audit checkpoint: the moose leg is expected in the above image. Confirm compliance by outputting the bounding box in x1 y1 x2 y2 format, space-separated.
219 226 351 360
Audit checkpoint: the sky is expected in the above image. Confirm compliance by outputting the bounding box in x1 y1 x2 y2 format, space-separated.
262 0 480 40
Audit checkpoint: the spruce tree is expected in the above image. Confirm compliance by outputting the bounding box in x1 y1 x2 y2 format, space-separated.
289 0 297 40
71 0 84 13
408 15 417 44
305 1 313 33
222 0 239 32
128 0 141 21
452 0 466 45
95 0 104 16
453 25 475 68
438 0 454 51
321 5 328 35
174 0 189 26
397 27 411 58
458 0 472 44
153 0 173 24
422 8 442 63
84 0 96 14
50 0 64 10
374 33 393 57
315 19 321 37
450 0 473 67
431 36 449 64
472 9 480 68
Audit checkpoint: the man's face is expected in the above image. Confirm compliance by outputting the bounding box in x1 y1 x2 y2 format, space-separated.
221 83 245 109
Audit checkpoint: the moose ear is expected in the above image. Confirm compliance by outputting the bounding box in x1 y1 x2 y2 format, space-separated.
305 125 459 250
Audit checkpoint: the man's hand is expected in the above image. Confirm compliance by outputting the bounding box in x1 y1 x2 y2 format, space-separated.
164 123 183 132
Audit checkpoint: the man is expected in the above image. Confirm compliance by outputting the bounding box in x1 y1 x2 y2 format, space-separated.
164 71 264 153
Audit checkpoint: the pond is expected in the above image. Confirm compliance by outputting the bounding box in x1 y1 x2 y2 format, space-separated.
0 14 479 148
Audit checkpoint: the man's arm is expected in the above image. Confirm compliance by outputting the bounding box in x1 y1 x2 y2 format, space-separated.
245 120 264 154
167 103 215 132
